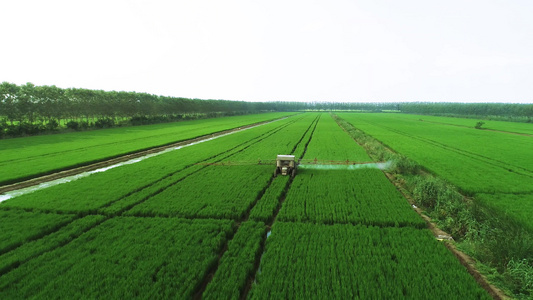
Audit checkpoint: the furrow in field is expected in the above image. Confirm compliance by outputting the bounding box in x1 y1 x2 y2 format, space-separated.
237 115 321 300
192 115 321 299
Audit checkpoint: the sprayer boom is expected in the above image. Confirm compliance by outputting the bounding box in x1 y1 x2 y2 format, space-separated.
196 158 386 168
298 159 385 165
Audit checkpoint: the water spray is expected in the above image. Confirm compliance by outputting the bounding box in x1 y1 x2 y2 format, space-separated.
298 161 393 171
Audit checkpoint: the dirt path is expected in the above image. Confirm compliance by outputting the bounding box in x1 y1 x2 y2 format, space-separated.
0 118 284 195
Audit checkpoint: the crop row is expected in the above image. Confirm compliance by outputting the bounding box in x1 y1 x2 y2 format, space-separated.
125 165 273 219
278 168 425 228
248 175 290 223
0 112 490 299
248 222 491 299
303 114 372 162
0 217 234 299
0 112 294 185
202 221 266 299
0 210 75 255
243 114 488 298
0 215 106 276
223 114 320 162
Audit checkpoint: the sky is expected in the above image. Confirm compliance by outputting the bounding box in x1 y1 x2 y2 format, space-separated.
1 0 533 103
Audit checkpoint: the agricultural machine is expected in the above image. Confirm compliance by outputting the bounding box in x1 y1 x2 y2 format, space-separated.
274 155 296 177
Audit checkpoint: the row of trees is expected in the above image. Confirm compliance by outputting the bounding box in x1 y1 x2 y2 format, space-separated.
1 82 531 138
0 82 280 125
398 102 533 119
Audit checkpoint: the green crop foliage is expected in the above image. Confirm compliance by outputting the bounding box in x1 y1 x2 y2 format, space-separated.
304 114 372 162
203 221 266 299
124 115 320 220
278 168 425 228
0 217 234 299
397 113 533 135
249 176 290 223
0 209 75 255
249 222 491 299
476 193 533 232
0 215 105 276
227 113 319 162
125 165 273 219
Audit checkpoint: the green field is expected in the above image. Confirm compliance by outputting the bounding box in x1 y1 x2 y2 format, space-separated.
398 114 533 135
0 113 492 298
0 112 295 185
337 113 533 230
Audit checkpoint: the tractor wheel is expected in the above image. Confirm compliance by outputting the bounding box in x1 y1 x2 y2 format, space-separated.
274 168 279 177
291 169 296 178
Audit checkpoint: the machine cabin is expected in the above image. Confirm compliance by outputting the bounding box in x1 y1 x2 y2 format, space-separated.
275 155 296 177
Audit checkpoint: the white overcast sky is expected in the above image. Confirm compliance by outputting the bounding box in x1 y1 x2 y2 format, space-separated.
1 0 532 103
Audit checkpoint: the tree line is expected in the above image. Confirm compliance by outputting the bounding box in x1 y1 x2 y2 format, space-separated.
1 82 531 138
398 102 533 120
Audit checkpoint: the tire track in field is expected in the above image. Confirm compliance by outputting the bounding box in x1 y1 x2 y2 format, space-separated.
194 115 321 300
238 114 321 300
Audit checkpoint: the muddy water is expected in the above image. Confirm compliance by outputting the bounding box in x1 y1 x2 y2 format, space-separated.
0 121 274 203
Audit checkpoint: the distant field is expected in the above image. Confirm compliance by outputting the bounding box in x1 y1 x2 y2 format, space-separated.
399 114 533 135
0 113 490 298
0 112 295 185
338 112 533 229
